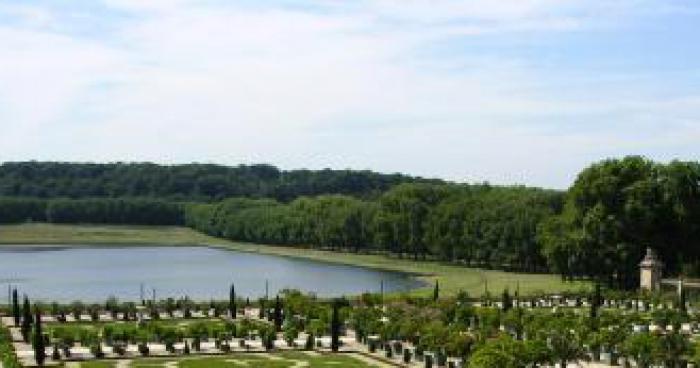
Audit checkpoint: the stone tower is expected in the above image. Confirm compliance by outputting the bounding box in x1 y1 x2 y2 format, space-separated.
639 247 663 291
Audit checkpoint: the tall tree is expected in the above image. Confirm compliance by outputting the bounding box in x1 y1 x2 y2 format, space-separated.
539 156 700 288
12 288 19 326
330 300 341 352
229 284 237 319
33 308 46 366
273 296 282 331
590 283 602 319
20 295 32 342
502 289 512 312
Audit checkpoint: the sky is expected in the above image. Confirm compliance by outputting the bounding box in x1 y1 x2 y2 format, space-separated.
0 1 698 189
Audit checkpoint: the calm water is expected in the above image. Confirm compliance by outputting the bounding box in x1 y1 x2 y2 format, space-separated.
0 246 421 302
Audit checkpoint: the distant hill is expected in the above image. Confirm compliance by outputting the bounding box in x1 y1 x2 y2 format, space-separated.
0 161 441 201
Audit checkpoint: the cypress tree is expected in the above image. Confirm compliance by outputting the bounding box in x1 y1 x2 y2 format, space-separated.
12 288 20 326
501 289 512 312
679 284 687 312
590 283 602 319
258 298 266 319
330 300 341 352
34 308 46 366
433 280 439 302
273 295 282 331
21 295 32 342
23 295 33 323
229 284 237 319
52 344 60 361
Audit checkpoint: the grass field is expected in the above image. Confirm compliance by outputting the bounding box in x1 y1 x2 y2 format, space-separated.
73 352 381 367
0 223 589 297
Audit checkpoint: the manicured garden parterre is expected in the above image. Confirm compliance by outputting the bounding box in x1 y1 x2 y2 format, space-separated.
4 286 700 367
74 352 379 367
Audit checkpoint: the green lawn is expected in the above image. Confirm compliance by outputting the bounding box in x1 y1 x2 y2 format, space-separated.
0 223 588 297
74 352 380 367
0 223 221 246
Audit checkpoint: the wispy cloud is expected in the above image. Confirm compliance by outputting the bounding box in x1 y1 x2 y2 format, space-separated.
0 0 698 188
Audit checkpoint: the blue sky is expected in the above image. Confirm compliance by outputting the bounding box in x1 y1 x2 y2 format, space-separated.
0 0 698 188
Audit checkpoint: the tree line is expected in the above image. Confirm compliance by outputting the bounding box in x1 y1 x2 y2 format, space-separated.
0 161 435 201
184 183 562 272
539 156 700 288
1 156 699 288
0 198 183 225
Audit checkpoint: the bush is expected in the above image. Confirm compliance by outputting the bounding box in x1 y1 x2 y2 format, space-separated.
369 340 377 353
113 343 126 356
1 328 22 368
91 342 104 358
52 345 61 361
436 352 447 366
220 342 231 353
305 334 315 350
138 343 149 356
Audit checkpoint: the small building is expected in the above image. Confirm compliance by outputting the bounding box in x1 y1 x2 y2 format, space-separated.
640 247 663 291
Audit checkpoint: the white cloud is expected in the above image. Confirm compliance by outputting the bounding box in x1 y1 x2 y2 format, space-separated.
0 0 698 188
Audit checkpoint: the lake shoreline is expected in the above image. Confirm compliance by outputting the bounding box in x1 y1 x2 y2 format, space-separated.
0 245 423 302
0 223 589 297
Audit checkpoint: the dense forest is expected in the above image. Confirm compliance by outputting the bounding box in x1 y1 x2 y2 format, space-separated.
184 184 561 272
0 162 434 201
0 198 182 225
539 157 700 288
1 157 699 288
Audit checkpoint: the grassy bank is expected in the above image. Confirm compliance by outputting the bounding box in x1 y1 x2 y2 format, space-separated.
0 223 589 297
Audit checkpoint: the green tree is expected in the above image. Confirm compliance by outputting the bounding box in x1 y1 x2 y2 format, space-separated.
33 309 45 366
273 296 283 331
502 289 512 312
331 300 341 352
11 289 19 327
20 295 32 342
468 335 528 368
623 333 660 368
659 332 691 368
548 325 586 368
229 284 237 319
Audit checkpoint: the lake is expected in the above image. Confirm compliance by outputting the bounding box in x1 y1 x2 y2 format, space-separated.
0 245 422 302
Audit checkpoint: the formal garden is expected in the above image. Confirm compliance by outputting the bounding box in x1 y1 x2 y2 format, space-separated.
71 353 379 367
3 284 700 367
